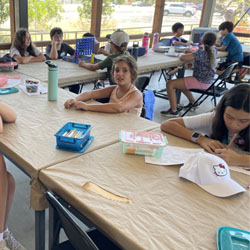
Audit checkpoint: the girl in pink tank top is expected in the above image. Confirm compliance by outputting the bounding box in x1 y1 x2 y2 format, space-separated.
65 55 143 116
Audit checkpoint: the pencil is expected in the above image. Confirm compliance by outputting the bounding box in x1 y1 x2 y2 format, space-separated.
226 133 237 150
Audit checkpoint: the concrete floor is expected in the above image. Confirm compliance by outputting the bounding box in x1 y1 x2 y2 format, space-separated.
5 70 239 250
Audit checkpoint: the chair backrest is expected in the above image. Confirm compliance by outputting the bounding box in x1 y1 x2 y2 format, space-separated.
46 191 99 250
158 38 171 46
218 62 238 80
135 76 150 92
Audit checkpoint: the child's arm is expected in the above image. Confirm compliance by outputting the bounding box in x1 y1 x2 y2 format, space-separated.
0 102 16 133
179 53 194 61
161 118 225 153
64 86 115 108
49 39 59 60
216 45 227 51
215 148 250 167
78 61 100 71
13 54 34 64
74 90 142 114
30 53 46 62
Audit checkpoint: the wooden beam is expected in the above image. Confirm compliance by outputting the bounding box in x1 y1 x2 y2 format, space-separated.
199 0 207 27
9 0 15 42
151 0 165 47
90 0 103 39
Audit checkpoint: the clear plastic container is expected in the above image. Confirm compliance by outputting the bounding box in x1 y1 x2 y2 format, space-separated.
120 130 167 157
25 79 40 93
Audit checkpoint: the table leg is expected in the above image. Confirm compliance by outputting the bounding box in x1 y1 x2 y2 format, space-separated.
35 210 45 250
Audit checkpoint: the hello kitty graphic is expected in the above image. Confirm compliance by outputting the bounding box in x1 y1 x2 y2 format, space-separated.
213 164 227 177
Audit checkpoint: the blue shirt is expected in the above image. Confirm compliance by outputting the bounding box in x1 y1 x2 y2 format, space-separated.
169 36 187 46
221 33 243 62
193 47 217 85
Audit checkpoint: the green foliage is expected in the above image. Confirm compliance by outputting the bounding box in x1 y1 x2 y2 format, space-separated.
28 0 64 29
77 0 114 25
0 0 9 25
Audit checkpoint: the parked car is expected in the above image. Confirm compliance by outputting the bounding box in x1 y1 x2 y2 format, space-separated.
164 2 196 17
185 3 198 9
132 1 151 6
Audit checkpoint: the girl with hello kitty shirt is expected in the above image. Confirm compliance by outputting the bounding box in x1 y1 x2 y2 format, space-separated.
161 84 250 167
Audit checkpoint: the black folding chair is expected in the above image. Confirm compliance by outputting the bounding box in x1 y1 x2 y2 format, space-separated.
181 62 238 117
135 75 150 92
46 191 121 250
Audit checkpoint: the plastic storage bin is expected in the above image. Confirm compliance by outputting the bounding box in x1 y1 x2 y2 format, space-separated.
55 122 93 153
120 130 167 157
25 79 40 93
0 62 18 72
63 37 95 63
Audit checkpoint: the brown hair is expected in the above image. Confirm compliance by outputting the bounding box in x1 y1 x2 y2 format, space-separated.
12 28 37 57
111 55 138 84
202 32 217 69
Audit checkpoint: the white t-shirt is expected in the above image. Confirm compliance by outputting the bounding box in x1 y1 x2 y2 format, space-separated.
183 112 214 137
10 45 41 57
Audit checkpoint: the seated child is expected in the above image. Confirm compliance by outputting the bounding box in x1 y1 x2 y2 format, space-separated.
64 55 143 116
161 31 217 117
10 28 46 64
160 84 250 167
78 29 130 85
169 22 192 46
46 27 75 60
168 22 192 77
216 21 243 71
82 32 99 54
98 34 112 56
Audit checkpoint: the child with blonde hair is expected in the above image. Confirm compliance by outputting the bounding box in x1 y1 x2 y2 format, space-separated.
65 55 143 116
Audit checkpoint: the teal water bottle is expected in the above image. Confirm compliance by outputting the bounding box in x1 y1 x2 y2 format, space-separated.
45 61 58 101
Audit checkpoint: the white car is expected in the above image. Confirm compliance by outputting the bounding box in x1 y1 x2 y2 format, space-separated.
164 2 196 17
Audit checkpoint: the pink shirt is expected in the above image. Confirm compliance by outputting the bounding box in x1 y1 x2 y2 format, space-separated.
109 86 142 116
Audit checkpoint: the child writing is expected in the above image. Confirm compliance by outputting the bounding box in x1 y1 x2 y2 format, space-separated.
161 31 217 117
10 28 45 64
0 103 26 250
216 21 243 71
78 29 130 85
46 27 75 60
161 84 250 167
64 55 143 116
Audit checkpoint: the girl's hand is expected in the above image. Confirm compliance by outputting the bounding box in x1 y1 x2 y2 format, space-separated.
197 137 225 153
74 101 88 111
214 148 240 166
64 98 76 109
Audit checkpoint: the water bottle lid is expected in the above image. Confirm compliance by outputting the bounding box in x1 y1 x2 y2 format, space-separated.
45 60 58 68
133 41 139 47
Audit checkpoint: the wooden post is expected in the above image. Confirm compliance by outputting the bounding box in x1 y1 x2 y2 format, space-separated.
90 0 103 42
150 0 165 47
9 0 15 42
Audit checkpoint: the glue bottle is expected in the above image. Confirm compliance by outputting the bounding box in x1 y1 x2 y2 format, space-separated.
45 61 58 101
142 32 150 54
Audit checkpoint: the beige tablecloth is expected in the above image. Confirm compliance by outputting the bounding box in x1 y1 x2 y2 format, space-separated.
15 60 106 87
39 132 250 250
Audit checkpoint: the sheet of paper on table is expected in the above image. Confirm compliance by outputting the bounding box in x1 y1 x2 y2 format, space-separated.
145 146 204 166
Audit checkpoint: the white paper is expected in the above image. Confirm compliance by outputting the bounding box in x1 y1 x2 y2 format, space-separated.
19 84 48 96
0 76 21 89
145 146 204 166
